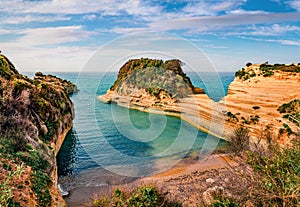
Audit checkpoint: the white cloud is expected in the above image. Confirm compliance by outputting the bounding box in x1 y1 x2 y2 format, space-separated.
0 0 162 18
2 15 70 24
149 12 300 32
240 36 300 47
0 0 247 24
16 26 95 46
249 24 300 36
110 27 150 34
82 14 97 21
1 42 97 72
0 28 15 35
0 25 98 71
227 9 268 15
183 0 247 16
269 39 300 46
289 0 300 11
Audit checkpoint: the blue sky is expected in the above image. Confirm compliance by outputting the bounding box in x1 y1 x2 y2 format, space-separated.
0 0 300 72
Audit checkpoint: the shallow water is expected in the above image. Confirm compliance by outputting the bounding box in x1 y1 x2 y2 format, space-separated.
53 72 234 191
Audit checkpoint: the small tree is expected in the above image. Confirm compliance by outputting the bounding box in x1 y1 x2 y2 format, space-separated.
228 127 250 154
246 62 252 67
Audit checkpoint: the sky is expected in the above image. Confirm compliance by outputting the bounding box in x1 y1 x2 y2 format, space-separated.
0 0 300 72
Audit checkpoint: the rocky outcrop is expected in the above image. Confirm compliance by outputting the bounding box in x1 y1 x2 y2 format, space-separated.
100 58 204 102
99 59 300 143
0 54 76 206
34 72 79 95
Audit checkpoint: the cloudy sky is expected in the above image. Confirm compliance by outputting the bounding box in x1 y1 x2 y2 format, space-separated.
1 0 300 72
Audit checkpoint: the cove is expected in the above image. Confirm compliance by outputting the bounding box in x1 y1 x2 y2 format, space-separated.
56 72 233 190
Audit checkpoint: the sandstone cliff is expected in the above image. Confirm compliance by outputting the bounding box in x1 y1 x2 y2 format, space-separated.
222 63 300 144
99 59 300 143
0 54 76 206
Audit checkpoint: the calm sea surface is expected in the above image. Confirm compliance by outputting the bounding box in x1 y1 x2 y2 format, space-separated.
27 72 234 190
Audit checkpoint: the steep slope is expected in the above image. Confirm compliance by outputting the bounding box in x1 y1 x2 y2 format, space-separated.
0 54 76 206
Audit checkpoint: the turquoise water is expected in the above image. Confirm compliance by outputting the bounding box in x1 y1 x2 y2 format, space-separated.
51 72 234 189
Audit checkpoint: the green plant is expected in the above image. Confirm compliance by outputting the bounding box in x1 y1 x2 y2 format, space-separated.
235 68 251 80
225 112 239 123
16 149 48 171
278 99 300 114
127 186 160 207
211 196 239 207
93 185 182 207
30 170 52 207
39 120 59 142
246 62 252 67
247 137 300 206
227 127 250 154
250 115 260 124
93 195 108 207
241 117 250 125
0 164 23 207
111 188 126 206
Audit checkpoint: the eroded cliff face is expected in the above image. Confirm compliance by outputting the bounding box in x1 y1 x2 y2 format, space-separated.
99 59 300 143
0 54 76 206
221 63 300 144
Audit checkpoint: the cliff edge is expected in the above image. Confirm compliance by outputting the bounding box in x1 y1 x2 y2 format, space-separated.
0 54 77 206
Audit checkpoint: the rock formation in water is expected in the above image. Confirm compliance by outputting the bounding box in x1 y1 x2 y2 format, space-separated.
99 58 300 143
99 58 204 105
0 54 77 206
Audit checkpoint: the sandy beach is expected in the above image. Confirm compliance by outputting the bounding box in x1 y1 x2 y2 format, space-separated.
63 150 251 207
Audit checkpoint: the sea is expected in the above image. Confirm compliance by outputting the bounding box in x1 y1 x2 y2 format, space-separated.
26 71 235 192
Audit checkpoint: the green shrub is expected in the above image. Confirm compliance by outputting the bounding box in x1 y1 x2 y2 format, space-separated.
93 185 182 207
30 170 52 207
212 196 239 207
16 149 48 171
246 62 252 67
0 164 23 207
278 99 300 113
235 68 252 80
39 121 59 142
93 195 108 207
225 112 239 122
127 186 160 207
247 138 300 206
227 127 250 154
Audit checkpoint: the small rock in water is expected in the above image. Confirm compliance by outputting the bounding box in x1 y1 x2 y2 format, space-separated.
58 184 69 197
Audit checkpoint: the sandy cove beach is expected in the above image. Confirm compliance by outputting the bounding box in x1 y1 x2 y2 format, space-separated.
64 152 252 207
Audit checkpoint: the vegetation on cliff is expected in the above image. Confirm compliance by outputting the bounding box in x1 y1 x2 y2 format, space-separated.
235 62 300 81
247 137 300 206
110 58 204 98
278 99 300 126
220 126 300 206
0 54 76 206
